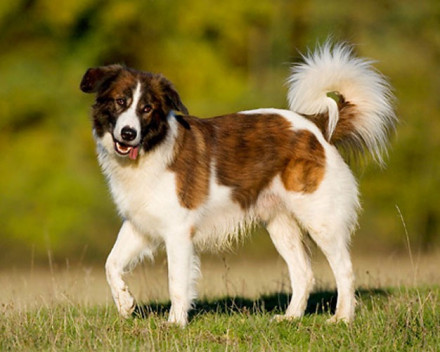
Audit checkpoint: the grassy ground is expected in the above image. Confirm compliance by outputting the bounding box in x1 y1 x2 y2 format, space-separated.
1 251 440 351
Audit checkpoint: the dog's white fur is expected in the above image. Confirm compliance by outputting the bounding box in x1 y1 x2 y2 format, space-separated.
85 43 395 326
113 83 143 147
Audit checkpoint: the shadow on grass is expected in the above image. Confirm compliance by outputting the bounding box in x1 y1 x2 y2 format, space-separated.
133 288 389 320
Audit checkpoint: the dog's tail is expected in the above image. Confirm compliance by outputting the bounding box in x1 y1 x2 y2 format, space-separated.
287 42 396 164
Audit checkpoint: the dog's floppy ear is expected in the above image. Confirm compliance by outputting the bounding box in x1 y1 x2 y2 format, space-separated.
160 77 189 115
80 65 123 93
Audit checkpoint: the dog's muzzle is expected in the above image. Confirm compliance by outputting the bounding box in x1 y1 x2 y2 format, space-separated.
113 125 140 160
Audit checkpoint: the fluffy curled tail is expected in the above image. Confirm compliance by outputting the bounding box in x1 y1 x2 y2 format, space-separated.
287 42 396 164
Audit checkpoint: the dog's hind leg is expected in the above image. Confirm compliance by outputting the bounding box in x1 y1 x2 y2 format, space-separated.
105 221 157 318
287 197 356 323
307 225 355 323
267 212 314 320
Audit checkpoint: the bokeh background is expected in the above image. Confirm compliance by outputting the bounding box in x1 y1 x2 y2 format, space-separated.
1 0 439 267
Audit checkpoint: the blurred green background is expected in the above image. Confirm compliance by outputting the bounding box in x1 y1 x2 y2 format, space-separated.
0 0 439 266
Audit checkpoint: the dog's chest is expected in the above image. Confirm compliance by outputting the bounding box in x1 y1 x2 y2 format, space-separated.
105 160 185 236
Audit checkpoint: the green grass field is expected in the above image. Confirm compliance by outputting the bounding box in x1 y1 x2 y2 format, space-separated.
1 252 440 351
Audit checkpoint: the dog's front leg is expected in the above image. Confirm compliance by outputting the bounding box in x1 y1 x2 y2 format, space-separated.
165 233 197 327
106 221 154 318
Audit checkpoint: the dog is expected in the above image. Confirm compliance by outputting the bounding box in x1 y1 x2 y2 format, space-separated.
80 42 396 326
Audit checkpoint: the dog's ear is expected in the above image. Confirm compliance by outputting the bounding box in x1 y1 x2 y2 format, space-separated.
80 65 123 93
160 77 189 115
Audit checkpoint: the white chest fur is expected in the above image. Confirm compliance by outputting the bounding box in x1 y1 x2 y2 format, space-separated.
96 134 194 239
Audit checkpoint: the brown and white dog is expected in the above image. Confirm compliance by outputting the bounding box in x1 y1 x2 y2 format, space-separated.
80 42 396 326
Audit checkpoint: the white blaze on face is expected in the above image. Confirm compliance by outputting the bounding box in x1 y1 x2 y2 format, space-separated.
114 82 142 146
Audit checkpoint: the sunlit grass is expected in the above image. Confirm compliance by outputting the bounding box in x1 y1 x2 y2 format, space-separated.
1 287 439 351
1 251 440 351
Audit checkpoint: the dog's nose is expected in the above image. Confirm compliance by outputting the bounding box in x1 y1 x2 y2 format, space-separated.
121 126 137 142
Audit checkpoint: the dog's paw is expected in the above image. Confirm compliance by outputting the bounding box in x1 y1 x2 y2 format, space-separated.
166 318 187 328
115 290 136 318
326 314 352 324
167 307 188 327
271 314 299 323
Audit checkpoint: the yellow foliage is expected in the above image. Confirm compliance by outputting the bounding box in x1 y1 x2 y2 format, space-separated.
0 0 439 263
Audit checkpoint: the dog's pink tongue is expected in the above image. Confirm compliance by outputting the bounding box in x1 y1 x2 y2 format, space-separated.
129 146 139 160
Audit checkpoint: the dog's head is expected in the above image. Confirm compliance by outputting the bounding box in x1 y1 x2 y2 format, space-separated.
80 65 188 160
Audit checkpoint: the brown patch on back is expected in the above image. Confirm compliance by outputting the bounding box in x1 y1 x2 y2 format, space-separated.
281 130 326 193
169 116 213 209
212 113 326 209
213 114 294 209
170 112 326 210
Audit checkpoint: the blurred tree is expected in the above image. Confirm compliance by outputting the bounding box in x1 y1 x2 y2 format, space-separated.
0 0 439 265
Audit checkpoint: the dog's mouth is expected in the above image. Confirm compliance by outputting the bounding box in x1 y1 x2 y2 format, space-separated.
114 140 140 160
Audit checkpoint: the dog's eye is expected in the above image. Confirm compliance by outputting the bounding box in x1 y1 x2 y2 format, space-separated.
116 98 126 107
142 105 152 113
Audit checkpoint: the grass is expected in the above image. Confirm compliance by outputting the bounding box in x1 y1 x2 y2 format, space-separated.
1 287 439 351
1 252 440 351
